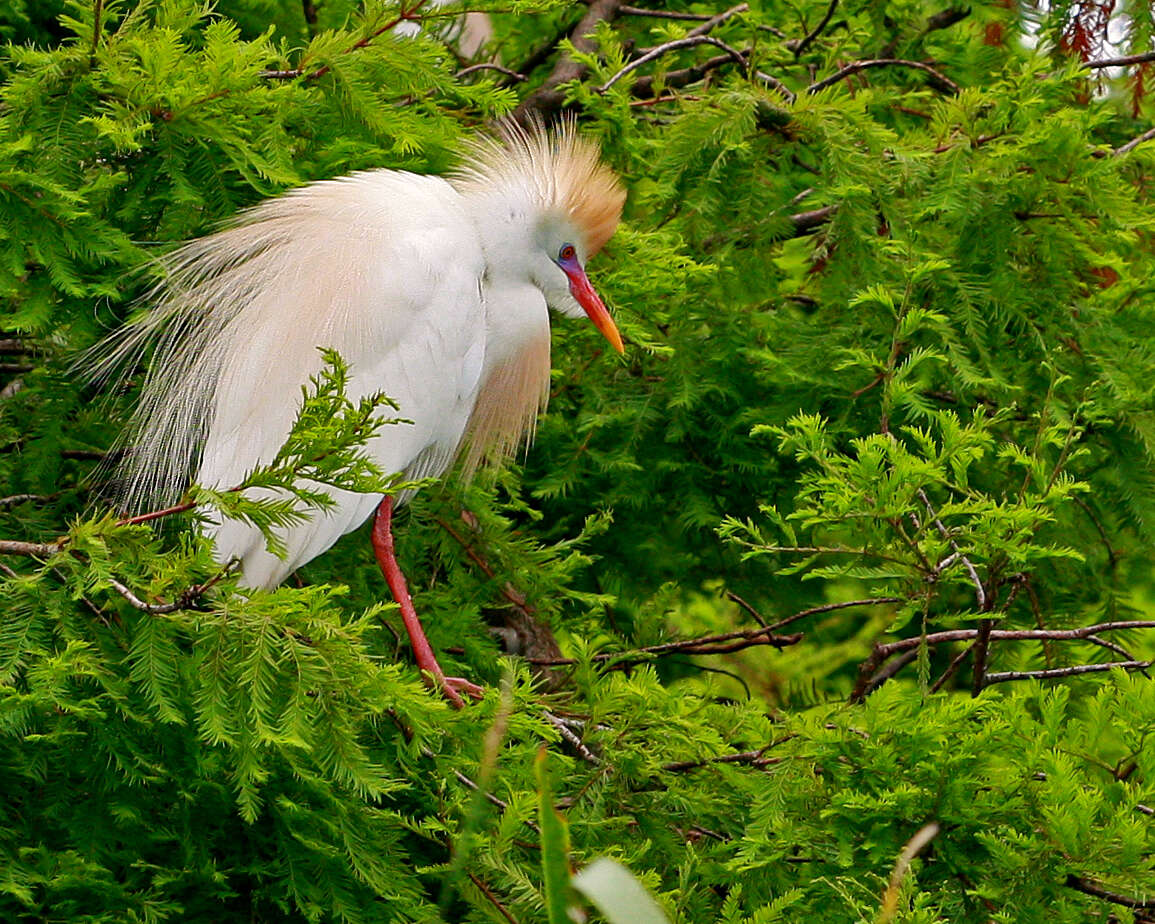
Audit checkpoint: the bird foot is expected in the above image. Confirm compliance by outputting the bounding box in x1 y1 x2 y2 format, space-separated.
433 673 485 709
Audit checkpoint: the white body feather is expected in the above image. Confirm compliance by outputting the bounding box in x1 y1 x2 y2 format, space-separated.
95 123 622 589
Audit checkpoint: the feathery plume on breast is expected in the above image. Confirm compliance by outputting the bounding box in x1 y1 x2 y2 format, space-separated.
453 118 626 255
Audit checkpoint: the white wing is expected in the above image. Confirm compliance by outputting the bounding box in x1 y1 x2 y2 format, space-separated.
105 170 488 587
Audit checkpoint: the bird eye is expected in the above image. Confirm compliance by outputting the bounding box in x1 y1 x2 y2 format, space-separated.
558 243 577 262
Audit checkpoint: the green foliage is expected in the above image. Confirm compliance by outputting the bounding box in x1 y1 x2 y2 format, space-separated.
4 0 1155 921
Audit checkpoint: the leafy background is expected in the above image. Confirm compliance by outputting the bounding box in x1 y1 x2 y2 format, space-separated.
3 0 1155 921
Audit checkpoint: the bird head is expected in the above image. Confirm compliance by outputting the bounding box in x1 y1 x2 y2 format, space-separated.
529 218 624 354
454 119 627 354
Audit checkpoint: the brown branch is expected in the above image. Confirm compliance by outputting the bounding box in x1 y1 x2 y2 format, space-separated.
1065 874 1155 909
0 493 50 508
768 596 902 632
791 0 839 58
600 35 746 91
852 621 1155 701
789 204 837 236
619 6 716 21
1114 126 1155 156
529 624 803 668
0 538 65 557
118 500 198 527
986 661 1152 685
969 617 995 695
662 739 792 773
684 3 749 38
807 58 959 95
456 62 526 81
630 52 743 98
434 515 535 622
1083 50 1155 70
466 872 522 924
513 0 623 122
923 7 970 35
260 0 431 82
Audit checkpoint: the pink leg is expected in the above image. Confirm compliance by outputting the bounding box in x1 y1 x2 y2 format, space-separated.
371 496 483 709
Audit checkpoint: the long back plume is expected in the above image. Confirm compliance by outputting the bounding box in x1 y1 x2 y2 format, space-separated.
86 217 304 511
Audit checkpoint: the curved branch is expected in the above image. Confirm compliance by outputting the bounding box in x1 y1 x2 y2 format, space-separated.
600 35 747 91
807 58 959 95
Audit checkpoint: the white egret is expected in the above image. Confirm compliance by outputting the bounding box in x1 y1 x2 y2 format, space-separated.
99 120 626 705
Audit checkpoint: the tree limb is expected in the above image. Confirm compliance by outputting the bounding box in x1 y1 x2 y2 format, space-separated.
1065 874 1155 909
790 0 839 58
513 0 623 122
600 36 747 91
807 58 959 95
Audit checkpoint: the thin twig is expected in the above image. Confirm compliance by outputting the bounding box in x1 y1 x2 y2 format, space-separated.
631 51 747 98
117 500 198 527
0 494 49 508
662 737 794 773
986 661 1152 685
600 35 747 91
791 0 838 58
514 0 622 121
1064 874 1155 909
1083 50 1155 70
529 625 803 667
1114 126 1155 156
466 872 522 924
685 3 748 39
619 6 715 20
725 589 768 627
807 58 959 95
0 538 65 557
544 710 601 764
260 0 431 82
768 596 901 632
456 62 527 81
918 488 986 610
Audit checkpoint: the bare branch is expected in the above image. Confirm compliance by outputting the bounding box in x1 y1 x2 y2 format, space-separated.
853 621 1155 700
1083 50 1155 70
619 6 716 21
513 0 623 122
685 3 748 39
529 624 803 668
1114 126 1155 156
788 204 837 235
600 35 747 92
631 51 746 98
260 0 432 82
986 661 1152 685
791 0 839 58
0 494 49 508
544 710 601 764
662 739 792 773
918 488 986 609
456 62 527 81
807 58 959 95
1065 874 1155 909
0 538 66 557
923 7 970 34
768 596 902 632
